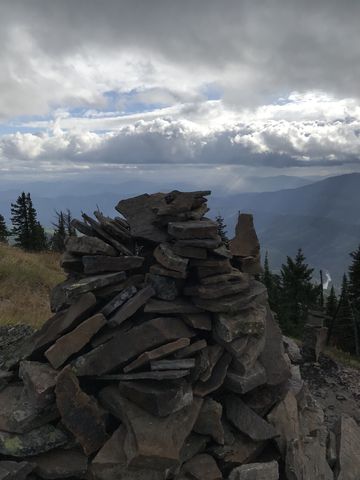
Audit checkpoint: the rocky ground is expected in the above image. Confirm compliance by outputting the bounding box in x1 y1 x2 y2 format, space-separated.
301 353 360 428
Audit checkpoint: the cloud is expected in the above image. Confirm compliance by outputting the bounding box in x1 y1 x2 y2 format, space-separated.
1 0 360 120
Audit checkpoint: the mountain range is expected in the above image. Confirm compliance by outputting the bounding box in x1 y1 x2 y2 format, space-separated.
1 172 359 287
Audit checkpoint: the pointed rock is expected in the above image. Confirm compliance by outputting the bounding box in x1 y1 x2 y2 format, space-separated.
55 368 108 455
229 213 260 258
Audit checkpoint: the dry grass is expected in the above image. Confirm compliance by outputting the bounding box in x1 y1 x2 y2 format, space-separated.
0 243 65 328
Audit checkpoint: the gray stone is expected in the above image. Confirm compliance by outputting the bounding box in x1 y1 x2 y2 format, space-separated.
32 448 88 479
182 313 212 331
181 454 222 480
229 461 279 480
0 425 67 457
155 190 210 216
101 286 138 317
196 260 233 279
108 370 191 381
194 398 224 445
0 385 58 434
146 274 179 301
60 252 83 273
226 395 277 441
124 338 190 372
116 193 169 243
56 367 108 455
18 361 58 407
108 286 155 327
0 461 34 480
199 345 224 382
175 237 221 249
99 388 203 469
184 281 248 299
118 379 193 417
214 305 266 342
72 317 195 376
154 243 189 273
225 362 267 394
65 236 117 256
194 353 232 397
150 359 195 370
45 313 107 369
65 272 126 298
144 298 203 314
82 255 144 274
283 335 302 364
168 220 218 240
259 307 290 385
174 339 207 358
335 414 360 480
173 244 207 259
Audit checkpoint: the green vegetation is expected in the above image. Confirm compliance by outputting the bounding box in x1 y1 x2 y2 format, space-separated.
0 243 65 327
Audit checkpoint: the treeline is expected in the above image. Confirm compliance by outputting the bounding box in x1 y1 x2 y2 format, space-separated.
0 192 76 252
215 215 360 355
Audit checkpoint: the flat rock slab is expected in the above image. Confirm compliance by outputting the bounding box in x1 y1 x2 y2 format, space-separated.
194 353 232 397
200 270 247 285
0 425 67 457
175 237 221 249
194 398 224 445
155 190 210 216
61 252 83 273
335 414 360 480
118 380 193 417
83 255 144 274
154 243 188 273
32 448 88 479
56 368 108 455
101 370 190 381
229 213 260 258
196 260 233 279
214 305 266 343
173 244 207 259
124 338 190 372
184 281 248 299
182 313 212 331
72 317 195 376
0 461 34 480
168 220 218 240
18 361 58 406
181 454 222 480
45 313 107 369
99 387 203 470
65 236 117 256
0 385 58 434
225 395 277 442
91 425 164 480
225 362 267 395
150 359 195 370
146 273 179 301
229 461 279 480
29 292 97 354
144 298 203 314
174 340 207 359
108 286 155 327
150 263 187 279
101 286 138 317
193 281 267 313
65 272 126 298
116 193 169 243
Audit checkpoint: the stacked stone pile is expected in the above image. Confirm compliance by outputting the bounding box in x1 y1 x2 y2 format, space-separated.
0 190 356 480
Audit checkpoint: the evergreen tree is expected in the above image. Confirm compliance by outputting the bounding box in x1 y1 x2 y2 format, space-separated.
215 214 228 245
326 285 338 323
51 211 67 252
348 244 360 311
332 275 358 354
11 192 47 251
65 209 77 237
0 214 9 243
277 248 321 336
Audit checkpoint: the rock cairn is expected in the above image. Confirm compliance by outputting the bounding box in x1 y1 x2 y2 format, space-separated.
0 190 352 479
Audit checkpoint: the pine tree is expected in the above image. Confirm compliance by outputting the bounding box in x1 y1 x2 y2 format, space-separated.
326 285 338 323
0 214 9 243
11 192 47 251
261 251 280 312
348 244 360 311
215 214 228 245
51 211 67 252
332 275 358 354
65 209 77 237
277 248 321 336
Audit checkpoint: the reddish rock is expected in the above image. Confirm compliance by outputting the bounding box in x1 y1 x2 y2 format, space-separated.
55 367 108 455
229 214 260 258
45 313 106 369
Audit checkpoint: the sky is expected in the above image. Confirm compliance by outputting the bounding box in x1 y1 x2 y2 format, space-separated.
1 0 360 191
